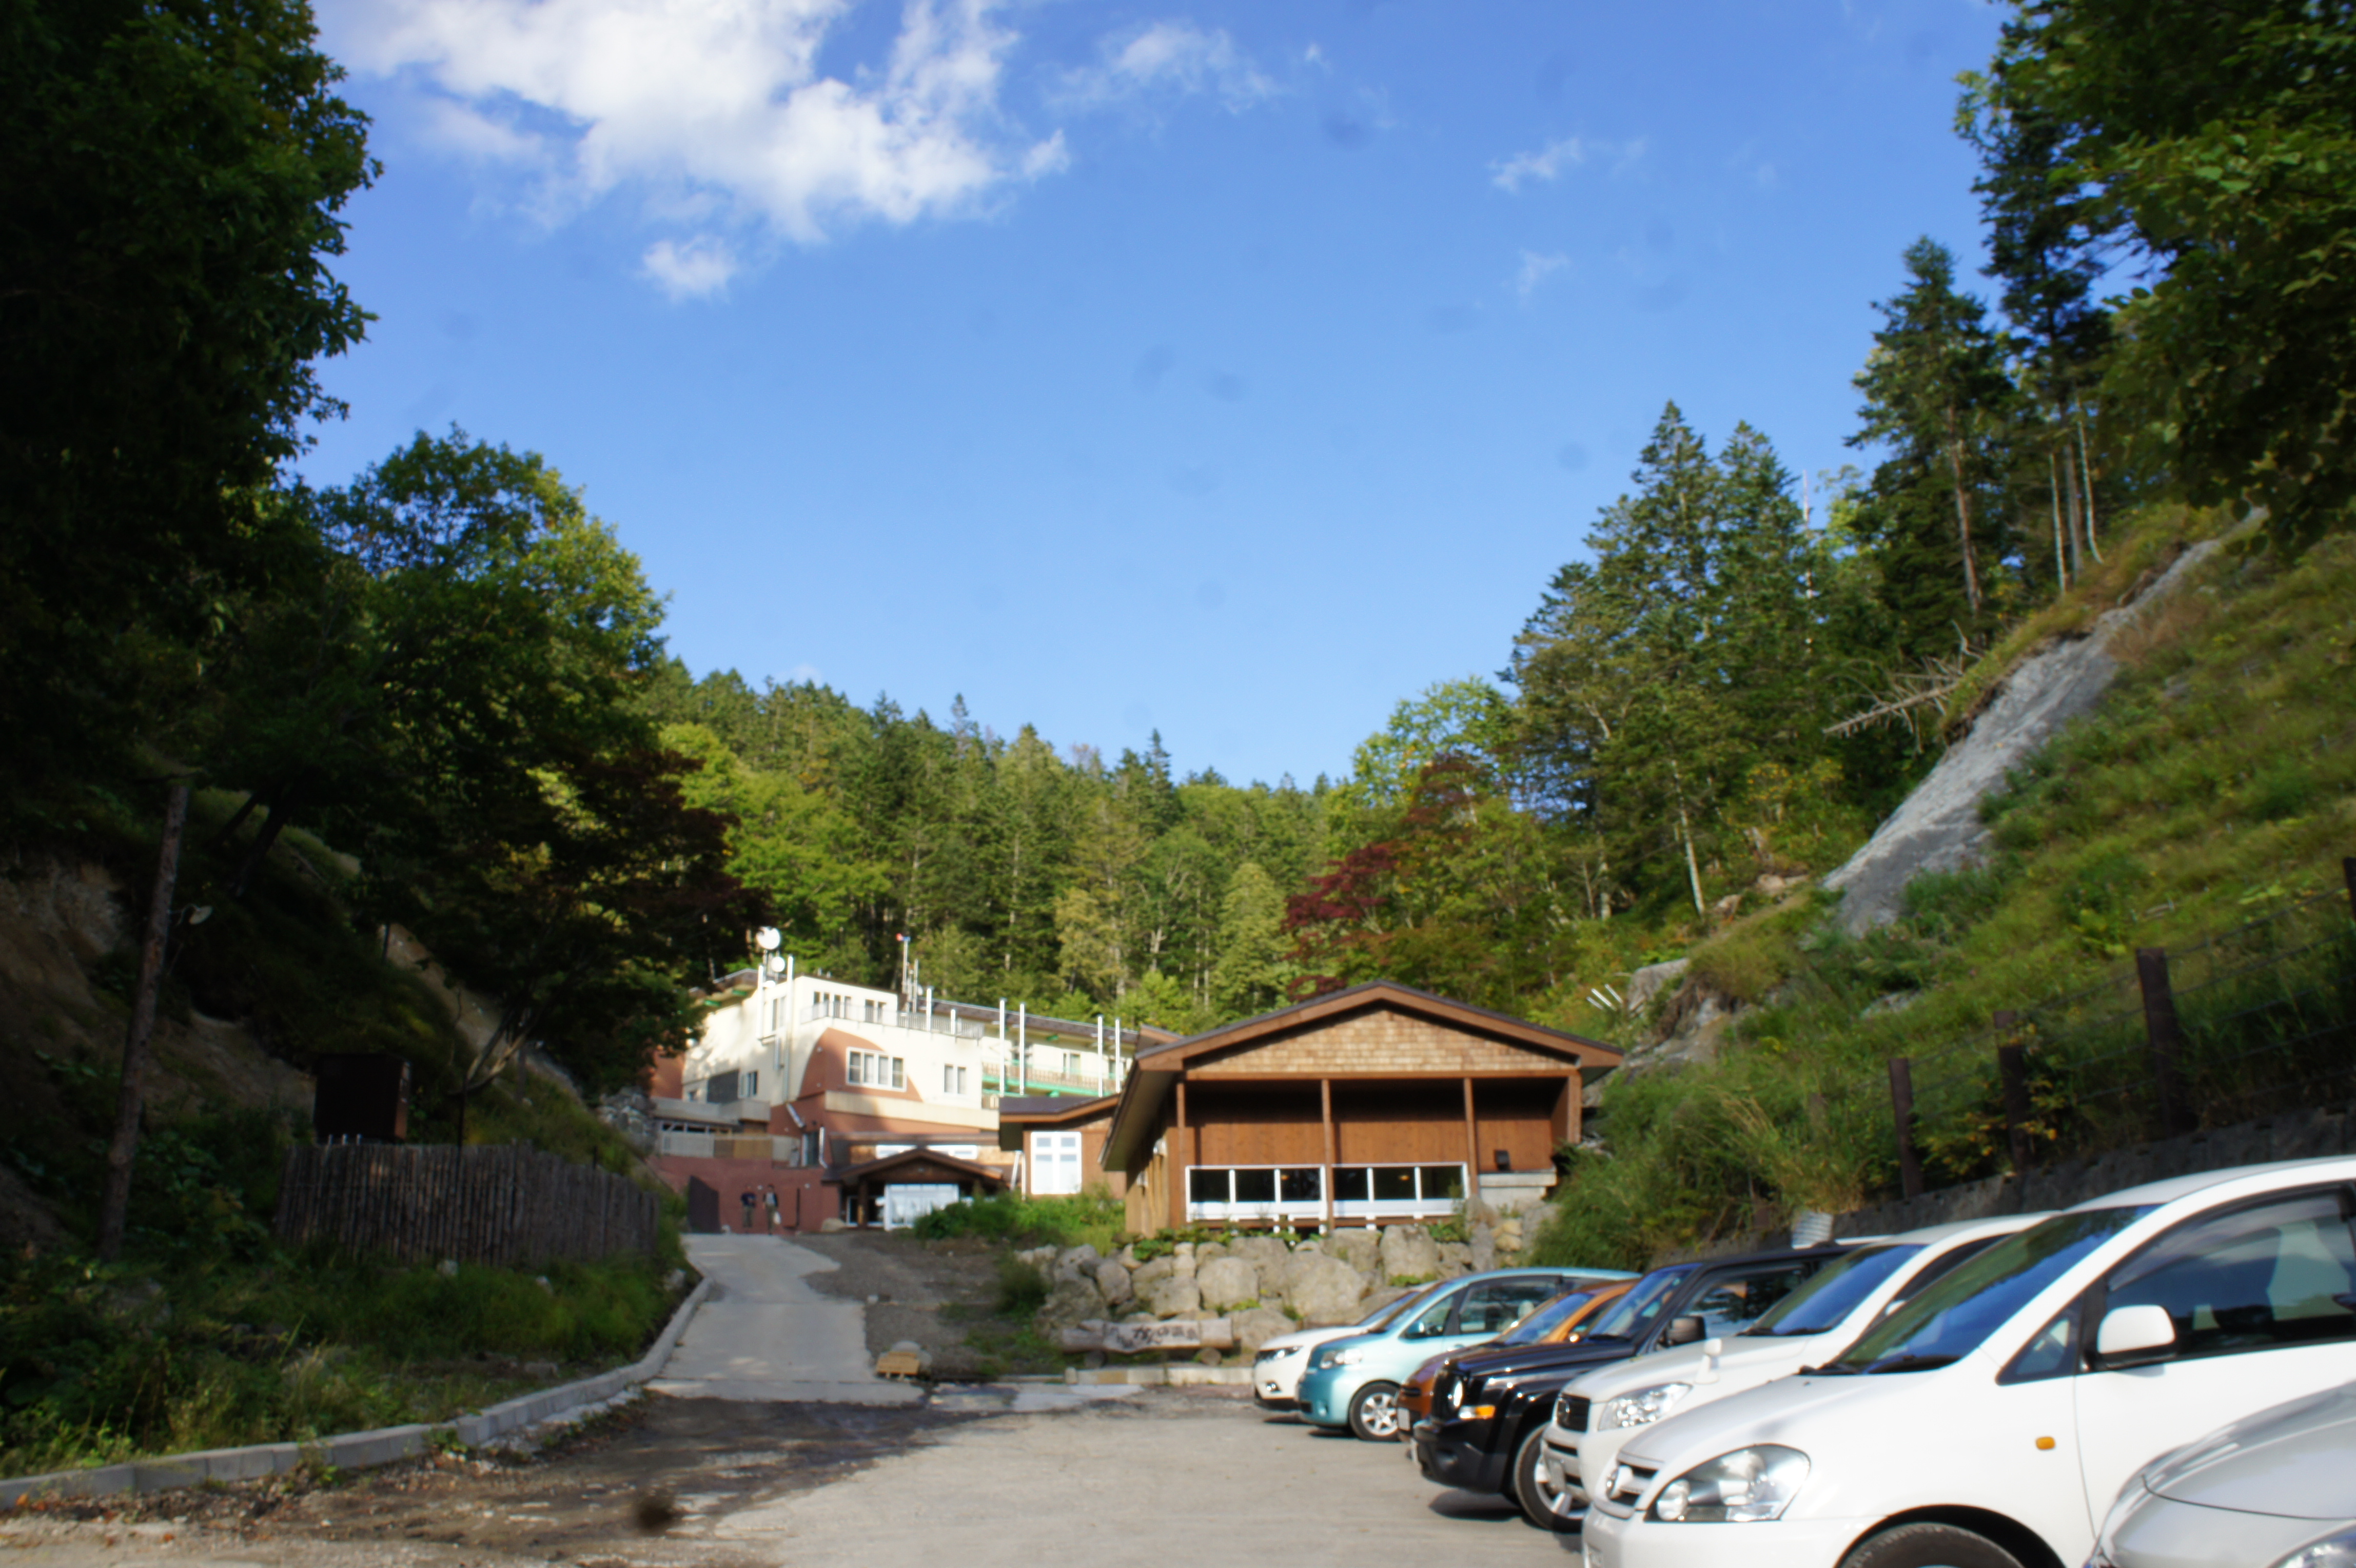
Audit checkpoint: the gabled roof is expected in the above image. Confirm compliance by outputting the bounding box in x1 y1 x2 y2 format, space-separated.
994 1093 1120 1150
1100 979 1622 1171
833 1147 1008 1189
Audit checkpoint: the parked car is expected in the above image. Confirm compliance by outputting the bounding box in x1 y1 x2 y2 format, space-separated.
1252 1279 1449 1411
1399 1281 1634 1432
1414 1241 1858 1525
1296 1267 1632 1439
2089 1378 2356 1568
1581 1155 2356 1568
1537 1214 2043 1531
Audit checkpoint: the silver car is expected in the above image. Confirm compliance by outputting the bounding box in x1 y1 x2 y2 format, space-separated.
2090 1380 2356 1568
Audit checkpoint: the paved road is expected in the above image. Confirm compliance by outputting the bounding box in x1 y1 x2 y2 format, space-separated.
648 1234 923 1405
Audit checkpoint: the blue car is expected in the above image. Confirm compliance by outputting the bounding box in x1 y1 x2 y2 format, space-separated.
1297 1266 1634 1440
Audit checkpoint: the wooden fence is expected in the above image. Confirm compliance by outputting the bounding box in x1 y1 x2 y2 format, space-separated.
273 1143 661 1266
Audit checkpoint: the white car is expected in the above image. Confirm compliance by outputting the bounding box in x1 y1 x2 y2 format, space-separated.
1538 1213 2045 1528
1252 1281 1445 1409
1581 1155 2356 1568
2090 1379 2356 1568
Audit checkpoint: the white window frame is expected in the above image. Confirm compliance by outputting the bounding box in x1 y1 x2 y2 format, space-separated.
1185 1164 1327 1223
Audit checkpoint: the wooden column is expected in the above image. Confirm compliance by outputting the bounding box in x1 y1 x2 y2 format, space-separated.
1169 1079 1189 1230
1462 1076 1479 1192
1320 1077 1336 1231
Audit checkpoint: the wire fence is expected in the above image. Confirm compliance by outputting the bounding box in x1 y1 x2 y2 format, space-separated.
1856 861 2356 1196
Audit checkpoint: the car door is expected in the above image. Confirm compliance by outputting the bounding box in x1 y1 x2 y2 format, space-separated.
2072 1186 2356 1539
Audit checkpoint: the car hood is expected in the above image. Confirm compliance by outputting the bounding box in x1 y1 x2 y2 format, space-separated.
1615 1369 1927 1476
1567 1331 1828 1401
2143 1381 2356 1521
1456 1337 1637 1385
1255 1324 1362 1356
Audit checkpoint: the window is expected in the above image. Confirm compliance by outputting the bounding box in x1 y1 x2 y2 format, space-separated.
847 1050 905 1089
1064 1051 1079 1077
1329 1164 1466 1212
1457 1278 1566 1336
743 1071 757 1096
2101 1190 2356 1363
1682 1264 1811 1339
1035 1132 1083 1195
940 1064 968 1095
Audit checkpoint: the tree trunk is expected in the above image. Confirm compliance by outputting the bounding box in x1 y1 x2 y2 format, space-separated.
2048 446 2070 592
1940 403 1982 615
1671 761 1706 918
229 777 306 900
2075 411 2104 564
96 781 190 1261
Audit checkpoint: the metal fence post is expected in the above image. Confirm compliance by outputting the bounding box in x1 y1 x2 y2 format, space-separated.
1993 1009 2035 1176
1889 1057 1924 1200
2136 947 2193 1139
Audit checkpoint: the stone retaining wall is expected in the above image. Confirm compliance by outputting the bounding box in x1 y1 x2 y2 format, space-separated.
1028 1213 1543 1361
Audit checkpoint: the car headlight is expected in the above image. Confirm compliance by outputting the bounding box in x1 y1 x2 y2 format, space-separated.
1329 1346 1366 1366
1651 1445 1810 1524
2273 1528 2356 1568
1596 1382 1694 1432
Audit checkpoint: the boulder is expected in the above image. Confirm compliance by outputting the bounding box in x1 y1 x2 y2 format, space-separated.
1436 1241 1471 1277
1170 1243 1197 1278
1038 1275 1107 1333
1467 1225 1498 1273
1380 1225 1442 1285
1141 1275 1203 1318
1230 1234 1290 1273
1131 1255 1176 1293
1322 1228 1380 1276
1197 1256 1260 1311
1284 1253 1367 1326
1054 1244 1103 1283
1231 1305 1296 1355
1195 1241 1231 1265
1094 1259 1134 1307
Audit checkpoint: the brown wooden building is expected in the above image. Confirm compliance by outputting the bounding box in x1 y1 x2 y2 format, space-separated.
996 1094 1128 1199
1100 981 1620 1235
833 1147 1007 1228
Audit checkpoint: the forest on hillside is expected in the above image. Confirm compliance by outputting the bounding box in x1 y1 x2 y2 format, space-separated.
5 0 2351 1088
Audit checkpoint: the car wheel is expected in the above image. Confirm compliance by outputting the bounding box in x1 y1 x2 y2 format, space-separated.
1346 1381 1403 1441
1837 1523 2028 1568
1510 1429 1569 1530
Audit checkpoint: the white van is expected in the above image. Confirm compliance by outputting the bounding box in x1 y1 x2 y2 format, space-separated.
1581 1156 2356 1568
1538 1213 2045 1528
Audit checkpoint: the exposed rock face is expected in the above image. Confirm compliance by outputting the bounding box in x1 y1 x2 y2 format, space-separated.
1140 1274 1203 1318
1231 1305 1295 1355
1823 538 2224 933
1283 1254 1367 1325
1379 1224 1441 1284
1093 1259 1134 1307
1196 1256 1261 1311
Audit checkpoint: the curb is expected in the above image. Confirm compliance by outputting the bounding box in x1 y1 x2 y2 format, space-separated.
1063 1364 1252 1387
0 1279 711 1510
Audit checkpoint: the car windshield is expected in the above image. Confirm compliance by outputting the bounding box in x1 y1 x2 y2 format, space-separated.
1357 1280 1445 1331
1495 1288 1597 1345
1833 1207 2155 1372
1586 1266 1693 1340
1744 1244 1921 1337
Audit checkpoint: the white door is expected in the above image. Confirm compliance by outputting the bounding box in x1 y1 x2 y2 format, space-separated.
881 1183 961 1229
1033 1131 1083 1195
2072 1185 2356 1542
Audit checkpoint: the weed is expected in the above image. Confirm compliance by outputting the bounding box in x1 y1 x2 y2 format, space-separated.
993 1256 1049 1316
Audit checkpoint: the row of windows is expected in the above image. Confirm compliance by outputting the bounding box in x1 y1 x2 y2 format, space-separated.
848 1050 905 1089
1187 1164 1467 1205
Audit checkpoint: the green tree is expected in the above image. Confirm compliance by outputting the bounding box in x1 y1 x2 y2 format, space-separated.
1207 861 1289 1019
0 0 374 795
1979 0 2356 544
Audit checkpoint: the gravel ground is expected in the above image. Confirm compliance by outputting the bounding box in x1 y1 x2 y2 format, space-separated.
786 1230 1022 1377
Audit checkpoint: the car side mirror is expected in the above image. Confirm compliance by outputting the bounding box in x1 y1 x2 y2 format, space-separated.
2094 1304 2176 1363
1663 1315 1706 1347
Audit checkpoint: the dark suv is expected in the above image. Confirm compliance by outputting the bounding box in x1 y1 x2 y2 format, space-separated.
1411 1242 1854 1527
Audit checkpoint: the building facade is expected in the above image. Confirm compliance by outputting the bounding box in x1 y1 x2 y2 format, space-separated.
1100 982 1621 1236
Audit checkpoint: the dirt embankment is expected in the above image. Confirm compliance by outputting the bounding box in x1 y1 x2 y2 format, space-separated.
789 1231 1017 1378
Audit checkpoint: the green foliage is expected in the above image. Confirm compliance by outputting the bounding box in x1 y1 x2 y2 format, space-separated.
992 1255 1050 1316
0 1246 678 1474
907 1191 1127 1256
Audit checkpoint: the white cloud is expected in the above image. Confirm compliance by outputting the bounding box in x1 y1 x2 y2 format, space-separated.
641 236 739 299
1491 136 1584 192
1056 20 1276 112
332 0 1065 263
1514 249 1569 303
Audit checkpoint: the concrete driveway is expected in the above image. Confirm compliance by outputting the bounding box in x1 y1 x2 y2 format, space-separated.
648 1233 923 1405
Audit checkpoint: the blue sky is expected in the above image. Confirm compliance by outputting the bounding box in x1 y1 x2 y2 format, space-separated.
303 0 2008 788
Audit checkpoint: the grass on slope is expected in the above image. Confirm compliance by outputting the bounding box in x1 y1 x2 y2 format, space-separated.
1534 505 2356 1271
